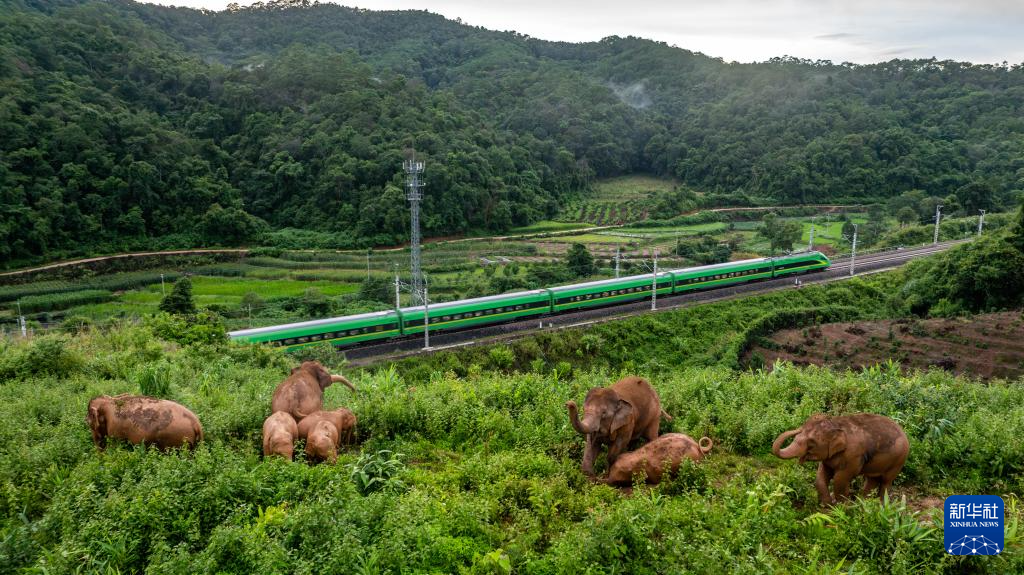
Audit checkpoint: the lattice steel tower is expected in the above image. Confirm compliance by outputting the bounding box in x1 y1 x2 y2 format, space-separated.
404 157 425 303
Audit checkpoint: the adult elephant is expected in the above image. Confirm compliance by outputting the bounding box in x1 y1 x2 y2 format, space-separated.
566 375 670 477
271 361 356 422
772 413 909 506
87 394 203 450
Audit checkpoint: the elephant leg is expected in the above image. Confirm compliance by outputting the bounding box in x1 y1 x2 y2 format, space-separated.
606 433 631 468
644 418 659 442
831 470 857 503
861 477 880 499
879 471 899 501
815 464 835 507
581 435 598 477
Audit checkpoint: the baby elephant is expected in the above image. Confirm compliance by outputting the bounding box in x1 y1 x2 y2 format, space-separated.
297 408 357 446
772 413 909 506
605 433 713 486
305 420 340 464
87 394 203 450
263 411 299 460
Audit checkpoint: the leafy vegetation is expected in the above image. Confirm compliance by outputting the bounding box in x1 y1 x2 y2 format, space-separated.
0 324 1022 573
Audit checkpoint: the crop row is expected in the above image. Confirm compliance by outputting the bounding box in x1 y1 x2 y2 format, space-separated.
0 271 181 303
12 290 114 313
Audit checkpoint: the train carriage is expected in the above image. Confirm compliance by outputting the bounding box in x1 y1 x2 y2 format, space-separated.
547 272 673 313
228 309 402 350
671 257 775 293
398 289 551 335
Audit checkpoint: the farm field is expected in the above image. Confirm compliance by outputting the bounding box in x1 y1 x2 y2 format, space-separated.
1 318 1022 573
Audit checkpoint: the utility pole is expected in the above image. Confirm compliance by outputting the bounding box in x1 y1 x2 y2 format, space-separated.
651 250 659 311
422 276 430 350
17 301 26 338
247 305 252 328
404 156 425 303
160 273 166 296
614 246 621 278
849 224 858 277
366 249 371 280
933 205 943 245
394 272 401 310
808 220 815 251
978 209 986 236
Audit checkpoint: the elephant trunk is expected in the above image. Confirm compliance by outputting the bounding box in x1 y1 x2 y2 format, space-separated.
566 401 591 435
772 429 803 459
331 374 357 394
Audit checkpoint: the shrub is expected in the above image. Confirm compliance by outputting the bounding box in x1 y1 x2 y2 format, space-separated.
12 290 113 313
349 450 406 495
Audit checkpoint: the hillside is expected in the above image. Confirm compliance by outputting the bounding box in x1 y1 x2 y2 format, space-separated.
3 0 1024 267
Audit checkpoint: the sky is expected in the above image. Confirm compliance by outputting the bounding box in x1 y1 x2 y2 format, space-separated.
141 0 1024 64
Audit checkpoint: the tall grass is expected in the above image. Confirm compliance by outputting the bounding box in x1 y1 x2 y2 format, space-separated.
0 326 1021 573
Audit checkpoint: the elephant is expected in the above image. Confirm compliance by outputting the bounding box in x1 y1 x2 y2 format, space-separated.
772 413 910 506
566 375 671 477
605 433 713 486
262 411 299 460
297 408 356 446
305 420 339 464
87 394 203 450
271 361 356 422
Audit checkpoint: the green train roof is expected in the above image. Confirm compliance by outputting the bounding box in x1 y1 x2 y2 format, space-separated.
228 309 400 339
547 272 672 293
399 289 549 314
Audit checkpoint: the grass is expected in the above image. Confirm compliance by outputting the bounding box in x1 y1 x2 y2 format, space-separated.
0 324 1022 574
591 174 679 200
555 233 638 244
506 221 593 234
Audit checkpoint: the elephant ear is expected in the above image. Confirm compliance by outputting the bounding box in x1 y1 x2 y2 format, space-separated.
610 399 634 435
827 427 847 459
315 365 333 390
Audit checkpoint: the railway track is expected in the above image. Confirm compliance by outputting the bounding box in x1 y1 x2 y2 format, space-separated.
342 240 970 366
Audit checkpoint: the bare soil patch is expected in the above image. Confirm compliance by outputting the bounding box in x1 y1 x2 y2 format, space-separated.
746 311 1024 379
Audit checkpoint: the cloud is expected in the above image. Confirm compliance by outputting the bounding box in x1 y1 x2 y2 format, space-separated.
814 33 859 40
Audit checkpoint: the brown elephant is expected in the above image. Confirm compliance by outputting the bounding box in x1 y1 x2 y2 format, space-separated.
305 420 339 464
772 413 910 506
566 375 671 477
605 433 712 486
271 361 356 421
297 408 356 446
263 411 299 460
87 394 203 450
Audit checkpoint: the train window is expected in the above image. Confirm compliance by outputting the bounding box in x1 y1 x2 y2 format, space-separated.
298 337 309 343
475 311 482 317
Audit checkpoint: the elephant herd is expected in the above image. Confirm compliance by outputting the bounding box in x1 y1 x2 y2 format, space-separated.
85 361 358 464
567 375 910 506
85 367 910 507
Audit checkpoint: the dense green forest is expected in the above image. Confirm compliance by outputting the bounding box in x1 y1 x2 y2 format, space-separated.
3 0 1024 266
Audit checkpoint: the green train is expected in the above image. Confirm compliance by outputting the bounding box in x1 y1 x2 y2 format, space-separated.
228 251 830 350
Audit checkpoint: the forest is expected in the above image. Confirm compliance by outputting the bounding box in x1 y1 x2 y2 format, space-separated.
3 0 1024 266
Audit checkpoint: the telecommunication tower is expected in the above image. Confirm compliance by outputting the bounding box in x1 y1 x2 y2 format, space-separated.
404 156 425 303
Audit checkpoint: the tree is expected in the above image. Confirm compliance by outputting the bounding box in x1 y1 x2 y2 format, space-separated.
955 181 995 216
566 243 596 278
896 206 917 227
358 276 393 304
758 213 801 255
159 276 196 315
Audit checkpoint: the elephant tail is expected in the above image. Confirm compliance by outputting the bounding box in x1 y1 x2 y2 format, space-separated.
698 437 713 454
660 408 673 422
